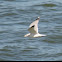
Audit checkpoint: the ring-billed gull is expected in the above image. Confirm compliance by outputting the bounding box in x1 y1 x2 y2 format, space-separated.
24 17 46 37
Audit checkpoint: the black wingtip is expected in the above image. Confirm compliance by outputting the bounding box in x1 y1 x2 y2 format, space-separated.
36 17 40 20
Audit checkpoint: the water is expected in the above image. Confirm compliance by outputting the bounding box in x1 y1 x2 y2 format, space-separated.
0 0 62 61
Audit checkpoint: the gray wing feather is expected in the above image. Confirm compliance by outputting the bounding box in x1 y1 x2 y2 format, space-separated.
28 17 40 34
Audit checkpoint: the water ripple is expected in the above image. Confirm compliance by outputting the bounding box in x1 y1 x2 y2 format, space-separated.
0 0 62 61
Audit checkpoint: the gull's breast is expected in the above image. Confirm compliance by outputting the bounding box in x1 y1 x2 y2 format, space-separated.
29 33 42 38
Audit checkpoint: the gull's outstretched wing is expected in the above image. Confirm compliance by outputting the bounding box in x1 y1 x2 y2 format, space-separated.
28 17 40 34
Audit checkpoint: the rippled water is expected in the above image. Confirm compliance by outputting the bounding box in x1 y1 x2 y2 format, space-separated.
0 0 62 61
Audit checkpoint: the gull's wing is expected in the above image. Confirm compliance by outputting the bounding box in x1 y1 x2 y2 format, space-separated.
28 25 37 34
28 17 40 34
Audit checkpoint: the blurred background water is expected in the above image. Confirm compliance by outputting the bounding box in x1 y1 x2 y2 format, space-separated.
0 0 62 61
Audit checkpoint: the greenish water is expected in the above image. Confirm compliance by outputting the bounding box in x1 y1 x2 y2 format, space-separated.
0 0 62 61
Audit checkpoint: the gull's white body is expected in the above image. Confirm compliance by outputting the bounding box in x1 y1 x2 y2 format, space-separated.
24 17 46 38
24 33 46 37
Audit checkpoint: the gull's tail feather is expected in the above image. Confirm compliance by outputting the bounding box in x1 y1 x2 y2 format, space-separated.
41 34 47 36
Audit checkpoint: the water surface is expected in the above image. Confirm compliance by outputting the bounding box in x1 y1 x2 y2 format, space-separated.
0 0 62 61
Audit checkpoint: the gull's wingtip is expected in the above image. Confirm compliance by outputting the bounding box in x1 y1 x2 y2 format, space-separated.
36 16 40 20
38 16 40 18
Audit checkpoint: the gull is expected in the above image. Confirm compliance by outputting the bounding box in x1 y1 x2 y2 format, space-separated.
24 17 46 37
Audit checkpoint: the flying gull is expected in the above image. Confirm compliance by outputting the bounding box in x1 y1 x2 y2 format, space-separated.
24 17 46 37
